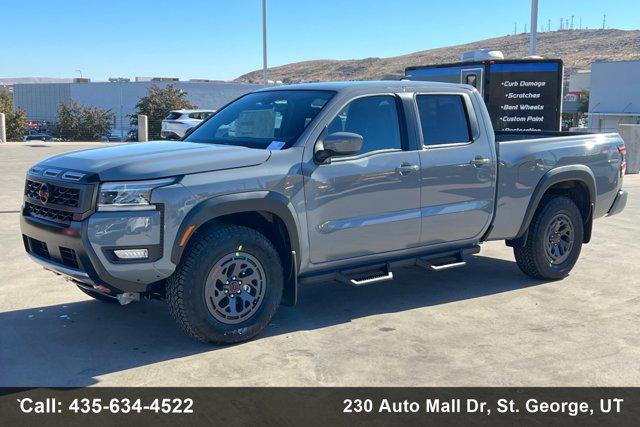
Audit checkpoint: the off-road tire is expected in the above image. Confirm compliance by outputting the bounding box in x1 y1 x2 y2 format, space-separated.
514 195 584 280
77 285 118 303
166 223 283 344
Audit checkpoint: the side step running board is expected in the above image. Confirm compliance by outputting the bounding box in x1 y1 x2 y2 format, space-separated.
336 265 394 287
417 255 466 272
346 271 394 286
297 245 480 286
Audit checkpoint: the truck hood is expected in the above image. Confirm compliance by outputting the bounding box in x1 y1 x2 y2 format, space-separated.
37 141 272 181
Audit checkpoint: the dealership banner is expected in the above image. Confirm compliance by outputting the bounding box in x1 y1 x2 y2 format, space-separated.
1 388 639 425
487 61 563 132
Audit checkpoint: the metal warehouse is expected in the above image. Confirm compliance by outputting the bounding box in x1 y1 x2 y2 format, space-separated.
588 61 640 132
13 80 265 136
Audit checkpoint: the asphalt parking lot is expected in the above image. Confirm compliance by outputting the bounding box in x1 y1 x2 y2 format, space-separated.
0 141 638 387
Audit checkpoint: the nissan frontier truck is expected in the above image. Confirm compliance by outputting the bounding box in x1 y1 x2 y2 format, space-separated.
20 81 628 344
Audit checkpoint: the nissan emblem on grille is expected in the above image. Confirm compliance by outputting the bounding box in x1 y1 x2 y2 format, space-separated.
38 183 52 204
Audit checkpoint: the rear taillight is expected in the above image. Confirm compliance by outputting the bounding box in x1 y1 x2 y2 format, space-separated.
618 145 626 176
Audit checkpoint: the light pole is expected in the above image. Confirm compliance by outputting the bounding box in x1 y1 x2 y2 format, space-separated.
75 69 83 79
262 0 268 85
530 0 539 56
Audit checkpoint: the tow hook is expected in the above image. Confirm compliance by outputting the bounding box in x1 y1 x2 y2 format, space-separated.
116 292 140 305
93 284 112 294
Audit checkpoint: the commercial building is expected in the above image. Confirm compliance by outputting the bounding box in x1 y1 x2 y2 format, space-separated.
562 70 590 127
13 80 265 136
588 61 640 132
1 77 74 94
568 70 590 94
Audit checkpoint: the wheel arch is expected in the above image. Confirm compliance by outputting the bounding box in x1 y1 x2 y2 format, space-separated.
170 191 301 306
508 165 596 247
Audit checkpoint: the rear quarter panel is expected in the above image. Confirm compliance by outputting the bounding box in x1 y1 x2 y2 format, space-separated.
488 132 623 240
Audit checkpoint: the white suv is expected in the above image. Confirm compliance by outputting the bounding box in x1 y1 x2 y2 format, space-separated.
161 109 216 139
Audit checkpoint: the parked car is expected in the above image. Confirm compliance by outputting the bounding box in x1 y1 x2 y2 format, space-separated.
22 131 55 142
161 109 216 140
100 130 125 142
20 81 627 344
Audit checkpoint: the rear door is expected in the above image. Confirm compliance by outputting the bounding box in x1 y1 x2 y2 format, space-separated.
304 94 422 264
414 91 496 246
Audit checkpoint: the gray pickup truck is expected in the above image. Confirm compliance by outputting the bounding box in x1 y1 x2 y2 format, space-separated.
20 81 628 344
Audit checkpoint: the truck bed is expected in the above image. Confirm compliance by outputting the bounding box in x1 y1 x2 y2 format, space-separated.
487 131 624 241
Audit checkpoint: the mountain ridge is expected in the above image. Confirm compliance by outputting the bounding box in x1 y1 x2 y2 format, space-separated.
235 29 640 83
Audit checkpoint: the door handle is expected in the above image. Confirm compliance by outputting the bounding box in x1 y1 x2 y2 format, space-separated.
469 156 490 167
395 163 419 175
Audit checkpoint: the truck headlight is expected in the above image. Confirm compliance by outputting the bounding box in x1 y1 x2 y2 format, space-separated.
97 178 177 211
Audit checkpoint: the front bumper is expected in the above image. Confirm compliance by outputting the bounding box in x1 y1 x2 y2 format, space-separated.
20 170 196 294
20 212 163 294
607 189 628 217
26 252 95 285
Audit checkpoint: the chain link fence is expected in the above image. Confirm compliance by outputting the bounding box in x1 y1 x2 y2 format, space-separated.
13 115 150 142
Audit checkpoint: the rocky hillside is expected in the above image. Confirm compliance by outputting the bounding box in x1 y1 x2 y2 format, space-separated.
235 29 640 83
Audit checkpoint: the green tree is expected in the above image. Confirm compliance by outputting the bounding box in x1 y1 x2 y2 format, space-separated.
57 100 114 141
578 92 590 114
130 84 197 139
0 92 27 141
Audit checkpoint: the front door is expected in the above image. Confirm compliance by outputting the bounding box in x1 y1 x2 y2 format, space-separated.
304 95 422 264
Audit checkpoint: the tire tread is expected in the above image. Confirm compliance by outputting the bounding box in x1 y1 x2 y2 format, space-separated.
166 223 282 344
514 195 583 280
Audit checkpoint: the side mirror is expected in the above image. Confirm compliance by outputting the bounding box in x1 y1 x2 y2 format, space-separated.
314 132 363 163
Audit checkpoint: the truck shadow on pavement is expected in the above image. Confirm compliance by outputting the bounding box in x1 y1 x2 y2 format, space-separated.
0 255 548 387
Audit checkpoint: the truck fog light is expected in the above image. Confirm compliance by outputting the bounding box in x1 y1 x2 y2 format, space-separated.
114 249 149 260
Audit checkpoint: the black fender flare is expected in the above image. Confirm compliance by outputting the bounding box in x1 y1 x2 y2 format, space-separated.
170 191 301 267
511 165 596 244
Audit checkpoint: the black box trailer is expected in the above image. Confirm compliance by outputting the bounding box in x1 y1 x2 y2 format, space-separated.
405 58 564 132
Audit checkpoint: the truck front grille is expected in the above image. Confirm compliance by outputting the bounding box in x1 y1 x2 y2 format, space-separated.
25 180 80 208
24 202 74 224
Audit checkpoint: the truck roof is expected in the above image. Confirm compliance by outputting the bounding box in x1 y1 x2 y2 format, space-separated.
255 80 470 94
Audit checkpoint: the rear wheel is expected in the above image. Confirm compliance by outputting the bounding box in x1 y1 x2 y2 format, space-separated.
166 223 283 344
513 195 584 280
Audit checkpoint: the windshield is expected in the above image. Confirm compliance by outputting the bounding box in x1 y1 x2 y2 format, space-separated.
184 90 335 149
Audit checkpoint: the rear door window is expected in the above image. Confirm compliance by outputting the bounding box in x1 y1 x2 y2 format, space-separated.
416 94 472 146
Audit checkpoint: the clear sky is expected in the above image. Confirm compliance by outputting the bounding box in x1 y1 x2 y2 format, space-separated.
2 0 638 81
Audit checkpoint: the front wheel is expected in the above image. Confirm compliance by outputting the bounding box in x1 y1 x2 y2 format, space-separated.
514 195 584 280
166 223 283 344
